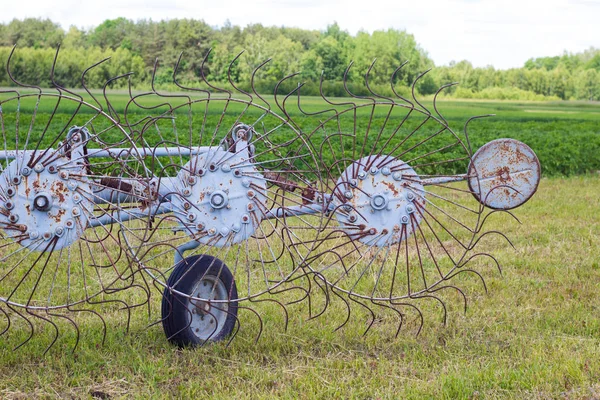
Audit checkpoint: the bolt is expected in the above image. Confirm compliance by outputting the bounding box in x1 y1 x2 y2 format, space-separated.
12 176 22 185
21 167 31 176
34 164 44 173
349 179 358 188
401 215 409 224
72 207 80 216
381 167 391 176
406 192 415 201
369 228 377 235
232 222 241 232
182 188 192 197
196 223 205 231
208 228 216 236
241 214 250 224
233 170 242 178
55 226 65 237
5 201 14 210
48 165 57 174
392 172 402 181
67 180 78 191
73 193 82 204
59 171 69 180
247 190 255 198
6 187 15 197
348 214 357 223
187 213 197 222
72 134 81 143
220 227 230 236
406 204 415 214
8 214 18 223
358 171 367 180
65 219 75 229
343 205 353 212
197 168 206 177
43 232 53 241
242 179 250 188
183 202 191 210
188 176 197 186
208 164 217 172
344 191 353 200
247 203 255 211
370 167 378 175
221 164 231 173
34 194 53 212
372 195 386 208
29 231 39 240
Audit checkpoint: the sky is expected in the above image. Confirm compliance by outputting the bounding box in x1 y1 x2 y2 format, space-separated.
2 0 599 70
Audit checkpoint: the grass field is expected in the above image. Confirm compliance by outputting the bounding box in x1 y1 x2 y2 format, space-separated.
0 96 599 399
0 176 598 399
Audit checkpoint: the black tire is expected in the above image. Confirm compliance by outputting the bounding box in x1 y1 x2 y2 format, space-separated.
161 255 238 347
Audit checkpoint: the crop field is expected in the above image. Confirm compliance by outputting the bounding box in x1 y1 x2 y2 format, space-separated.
0 95 599 399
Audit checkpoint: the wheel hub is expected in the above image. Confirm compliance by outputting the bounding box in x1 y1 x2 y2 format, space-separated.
0 155 93 250
172 147 267 247
334 156 426 247
187 276 229 340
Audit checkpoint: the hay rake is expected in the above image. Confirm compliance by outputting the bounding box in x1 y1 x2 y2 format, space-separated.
0 48 540 352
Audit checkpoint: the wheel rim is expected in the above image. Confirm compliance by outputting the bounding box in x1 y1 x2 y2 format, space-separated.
186 275 230 340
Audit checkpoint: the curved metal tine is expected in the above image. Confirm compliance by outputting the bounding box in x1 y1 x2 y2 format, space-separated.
432 82 459 126
348 295 376 336
364 59 395 103
370 299 404 338
410 69 433 116
0 305 11 337
390 61 415 107
428 285 469 314
249 296 290 332
445 268 488 294
463 114 496 156
7 304 35 350
389 300 425 336
306 272 330 321
458 252 503 275
237 305 264 344
27 49 88 169
25 309 60 355
329 285 351 332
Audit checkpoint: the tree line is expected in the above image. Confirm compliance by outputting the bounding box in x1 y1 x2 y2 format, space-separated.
0 17 599 100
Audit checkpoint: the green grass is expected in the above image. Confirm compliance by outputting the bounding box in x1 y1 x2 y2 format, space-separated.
0 177 599 399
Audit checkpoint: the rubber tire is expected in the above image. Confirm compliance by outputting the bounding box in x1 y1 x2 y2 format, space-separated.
161 255 238 347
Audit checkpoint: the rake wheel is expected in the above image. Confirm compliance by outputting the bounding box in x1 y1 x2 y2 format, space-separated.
0 49 154 352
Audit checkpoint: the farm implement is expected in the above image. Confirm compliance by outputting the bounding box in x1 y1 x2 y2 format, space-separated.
0 49 540 352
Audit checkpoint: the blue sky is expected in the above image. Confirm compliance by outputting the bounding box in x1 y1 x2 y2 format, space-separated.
3 0 599 69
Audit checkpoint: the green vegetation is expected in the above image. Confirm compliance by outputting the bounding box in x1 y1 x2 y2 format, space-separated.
1 90 598 176
0 176 599 398
1 18 600 100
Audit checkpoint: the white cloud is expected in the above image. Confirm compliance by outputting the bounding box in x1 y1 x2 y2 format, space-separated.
2 0 598 69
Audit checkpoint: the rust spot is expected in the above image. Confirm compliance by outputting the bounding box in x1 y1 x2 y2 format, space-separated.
52 181 67 203
382 182 399 196
496 166 511 183
301 186 316 205
100 177 133 193
50 208 66 223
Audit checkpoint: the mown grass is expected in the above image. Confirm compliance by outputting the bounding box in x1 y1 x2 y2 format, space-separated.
0 177 599 399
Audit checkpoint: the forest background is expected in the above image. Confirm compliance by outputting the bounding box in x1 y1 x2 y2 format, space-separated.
1 17 600 101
